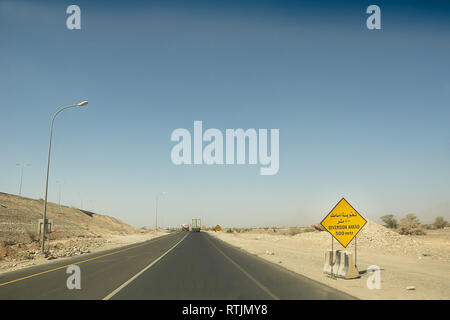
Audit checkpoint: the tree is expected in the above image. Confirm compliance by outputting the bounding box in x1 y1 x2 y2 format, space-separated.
433 216 448 229
380 214 398 229
398 213 425 235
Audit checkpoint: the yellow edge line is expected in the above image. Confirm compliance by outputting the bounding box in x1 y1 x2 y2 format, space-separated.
205 234 280 300
0 234 171 287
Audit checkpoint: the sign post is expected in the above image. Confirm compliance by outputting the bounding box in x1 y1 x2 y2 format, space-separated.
321 198 367 270
331 236 334 277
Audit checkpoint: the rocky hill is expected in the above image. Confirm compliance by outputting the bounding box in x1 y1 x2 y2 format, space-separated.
0 192 140 244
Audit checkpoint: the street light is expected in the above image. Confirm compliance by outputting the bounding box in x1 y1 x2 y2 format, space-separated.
41 101 88 253
155 192 166 230
16 163 30 196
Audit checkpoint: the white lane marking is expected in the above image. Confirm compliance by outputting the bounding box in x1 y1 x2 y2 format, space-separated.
103 232 189 300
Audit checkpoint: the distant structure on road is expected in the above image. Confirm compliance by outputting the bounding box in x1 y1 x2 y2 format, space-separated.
191 218 201 232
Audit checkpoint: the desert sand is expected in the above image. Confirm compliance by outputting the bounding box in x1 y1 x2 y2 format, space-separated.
208 222 450 299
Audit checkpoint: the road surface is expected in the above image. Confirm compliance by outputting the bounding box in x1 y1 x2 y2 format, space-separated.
0 231 355 299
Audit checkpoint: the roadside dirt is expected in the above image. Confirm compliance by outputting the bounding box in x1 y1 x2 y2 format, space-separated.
208 222 450 299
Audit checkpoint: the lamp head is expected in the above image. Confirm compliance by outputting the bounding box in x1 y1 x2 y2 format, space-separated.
77 101 88 107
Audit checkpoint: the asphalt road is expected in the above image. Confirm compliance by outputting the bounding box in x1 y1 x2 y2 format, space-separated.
0 231 355 300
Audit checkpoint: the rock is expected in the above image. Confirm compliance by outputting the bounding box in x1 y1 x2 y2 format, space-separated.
265 250 274 255
406 286 416 290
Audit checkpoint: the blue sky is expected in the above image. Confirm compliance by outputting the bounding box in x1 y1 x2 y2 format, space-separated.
1 0 449 228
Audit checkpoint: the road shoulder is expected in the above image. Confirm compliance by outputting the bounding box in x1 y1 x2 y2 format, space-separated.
207 230 450 300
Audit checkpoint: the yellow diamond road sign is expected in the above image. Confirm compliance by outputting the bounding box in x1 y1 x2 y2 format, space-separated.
320 198 367 248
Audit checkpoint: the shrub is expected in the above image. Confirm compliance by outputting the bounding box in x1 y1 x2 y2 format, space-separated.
422 224 435 230
20 251 33 260
226 228 233 233
399 227 426 235
380 214 398 229
433 216 448 229
25 230 39 242
398 214 426 235
288 227 303 236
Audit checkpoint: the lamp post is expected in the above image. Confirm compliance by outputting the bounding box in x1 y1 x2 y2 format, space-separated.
55 180 65 213
155 192 166 230
16 163 30 196
41 101 88 254
78 192 83 210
